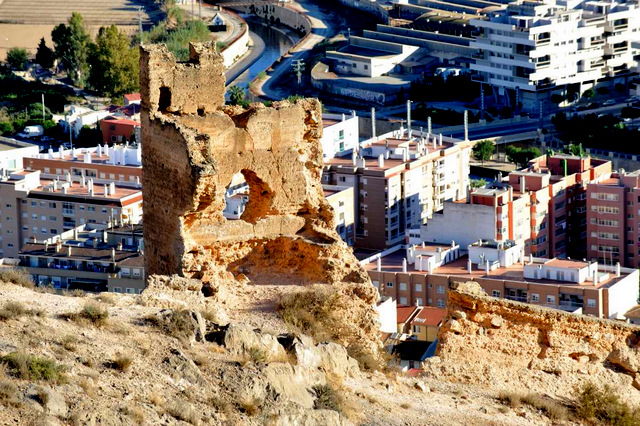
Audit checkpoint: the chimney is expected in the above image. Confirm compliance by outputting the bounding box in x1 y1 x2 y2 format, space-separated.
351 110 356 118
485 260 490 275
58 146 64 159
104 143 109 157
135 176 140 187
352 151 357 166
52 180 58 191
71 148 77 160
371 107 376 140
529 254 533 264
45 242 49 251
439 133 443 146
93 238 98 249
48 148 54 159
520 175 526 194
341 113 346 122
615 262 621 277
467 258 472 273
97 144 102 157
117 242 123 251
377 257 382 272
67 246 72 256
81 176 86 188
109 182 116 195
56 241 62 252
451 240 456 248
593 268 598 285
402 258 407 273
104 185 109 197
84 152 91 164
378 154 384 168
61 186 67 194
31 236 37 243
111 248 116 262
432 137 436 150
73 228 78 239
66 172 71 184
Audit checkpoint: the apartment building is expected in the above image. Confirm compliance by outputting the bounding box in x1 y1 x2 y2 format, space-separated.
395 305 446 342
417 154 611 259
0 170 143 259
321 112 359 160
470 0 640 110
323 131 471 249
19 240 144 293
586 170 640 267
101 118 141 144
323 185 356 246
365 241 639 320
23 145 142 187
0 138 39 172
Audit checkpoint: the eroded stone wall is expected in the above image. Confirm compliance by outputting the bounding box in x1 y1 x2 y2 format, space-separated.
140 42 368 285
425 281 640 398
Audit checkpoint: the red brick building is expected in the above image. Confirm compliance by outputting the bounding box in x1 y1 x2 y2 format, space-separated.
101 118 140 144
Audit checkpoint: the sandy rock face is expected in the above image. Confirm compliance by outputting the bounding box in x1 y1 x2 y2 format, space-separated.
425 281 640 399
140 42 368 286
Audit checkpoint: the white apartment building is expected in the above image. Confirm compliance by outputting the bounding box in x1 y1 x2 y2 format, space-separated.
321 112 360 160
0 138 39 172
470 0 640 110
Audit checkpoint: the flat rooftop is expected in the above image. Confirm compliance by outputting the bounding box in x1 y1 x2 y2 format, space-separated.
20 243 141 263
0 137 37 152
341 45 397 59
30 179 141 201
365 251 625 289
322 118 341 128
29 151 141 168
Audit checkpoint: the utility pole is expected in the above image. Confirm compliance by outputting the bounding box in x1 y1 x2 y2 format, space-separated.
41 94 45 122
539 100 544 129
480 83 485 120
192 0 195 17
199 0 202 19
137 6 143 41
292 59 305 87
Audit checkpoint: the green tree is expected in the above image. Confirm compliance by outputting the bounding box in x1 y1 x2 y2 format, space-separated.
562 143 585 156
0 122 14 135
228 85 246 106
52 12 91 87
6 48 28 70
472 140 495 166
35 38 55 70
505 146 541 168
470 178 487 188
88 25 139 98
582 88 596 99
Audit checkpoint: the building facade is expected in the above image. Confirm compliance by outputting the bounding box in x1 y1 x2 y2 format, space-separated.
321 112 359 160
0 170 143 259
0 138 39 172
323 131 471 249
416 154 611 259
323 185 356 246
470 0 640 110
586 170 640 268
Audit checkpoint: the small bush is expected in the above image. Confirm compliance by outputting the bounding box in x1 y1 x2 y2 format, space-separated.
0 352 64 383
63 303 109 327
238 398 261 416
498 390 522 408
111 354 133 372
167 400 200 425
0 301 26 320
96 292 116 305
122 404 145 424
62 335 78 352
0 380 19 406
0 268 34 288
575 382 640 425
33 386 50 406
498 391 567 421
312 384 342 412
246 347 267 365
146 310 194 341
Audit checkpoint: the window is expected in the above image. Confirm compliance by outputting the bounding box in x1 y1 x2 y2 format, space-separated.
436 299 445 308
386 282 394 288
125 288 136 294
531 293 539 302
102 208 108 214
415 283 422 292
399 282 407 291
31 214 37 219
437 285 445 294
49 202 56 209
50 229 57 234
112 287 123 293
40 215 46 221
400 297 408 305
412 325 421 333
547 295 556 304
492 290 501 298
88 206 96 212
587 299 596 308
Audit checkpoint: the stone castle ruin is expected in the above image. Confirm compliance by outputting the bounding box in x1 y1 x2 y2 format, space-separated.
140 42 368 285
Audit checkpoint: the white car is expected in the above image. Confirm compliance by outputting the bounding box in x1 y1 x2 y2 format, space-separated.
603 99 616 106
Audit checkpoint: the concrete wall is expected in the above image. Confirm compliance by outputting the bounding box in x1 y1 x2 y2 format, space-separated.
0 139 39 172
337 0 389 22
220 23 249 68
421 201 496 248
225 2 311 35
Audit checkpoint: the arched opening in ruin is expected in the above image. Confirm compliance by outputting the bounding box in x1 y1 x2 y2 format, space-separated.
222 169 275 223
158 87 171 112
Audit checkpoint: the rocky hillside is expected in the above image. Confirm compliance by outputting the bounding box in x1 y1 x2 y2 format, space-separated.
0 275 560 426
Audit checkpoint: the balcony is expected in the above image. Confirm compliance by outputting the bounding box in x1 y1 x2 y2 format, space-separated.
505 294 527 302
62 209 74 216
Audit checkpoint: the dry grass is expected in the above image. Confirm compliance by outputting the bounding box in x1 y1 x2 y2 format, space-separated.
0 352 65 383
278 285 383 371
238 398 261 417
498 390 568 421
61 335 78 352
62 289 86 297
0 301 43 321
121 404 145 424
311 374 357 420
61 303 109 327
78 378 96 398
145 309 195 341
148 391 166 410
0 268 34 288
0 380 20 406
97 292 117 305
34 285 56 294
167 400 201 425
111 353 133 372
574 382 640 425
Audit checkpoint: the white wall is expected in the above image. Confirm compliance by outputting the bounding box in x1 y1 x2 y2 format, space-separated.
420 201 496 249
0 140 39 171
608 269 640 320
376 296 397 333
321 113 359 159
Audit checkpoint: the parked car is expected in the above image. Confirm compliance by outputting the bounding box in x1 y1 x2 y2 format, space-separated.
603 99 616 106
16 125 44 139
625 96 639 103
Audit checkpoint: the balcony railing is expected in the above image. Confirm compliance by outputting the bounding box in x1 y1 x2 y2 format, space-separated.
505 295 527 302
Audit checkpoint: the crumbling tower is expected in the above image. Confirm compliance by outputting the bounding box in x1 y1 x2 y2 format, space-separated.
140 42 368 285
